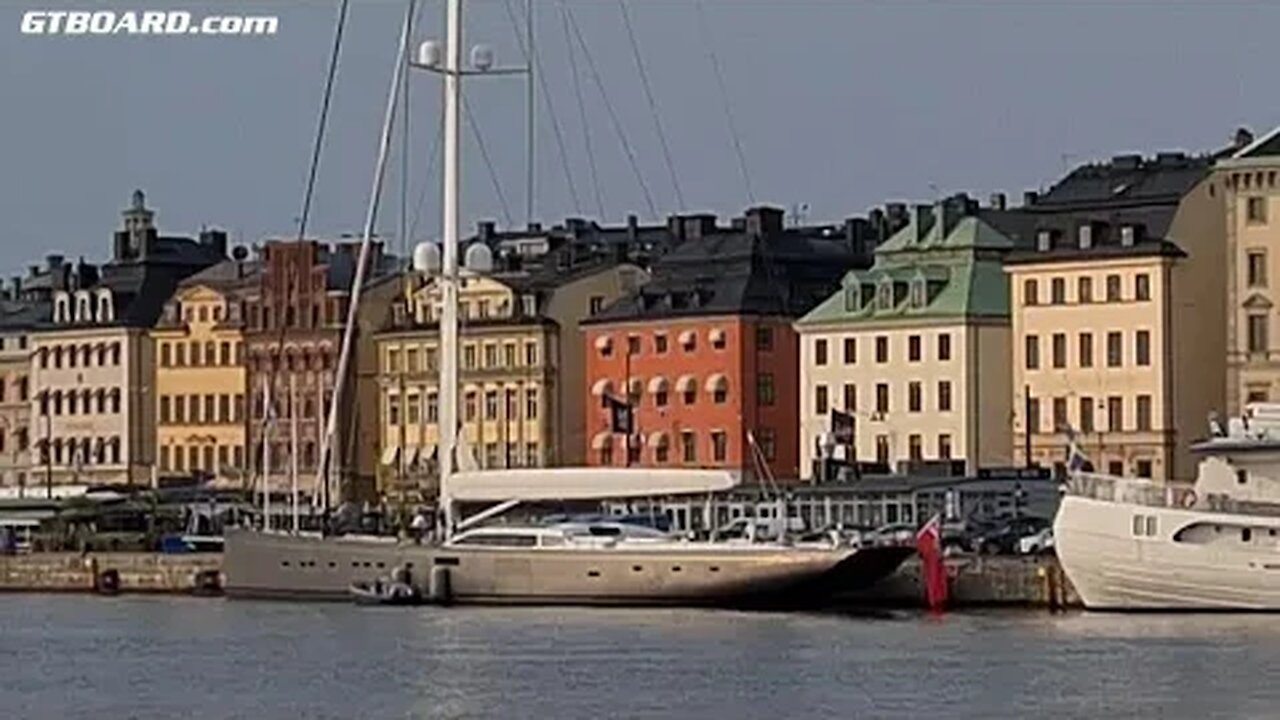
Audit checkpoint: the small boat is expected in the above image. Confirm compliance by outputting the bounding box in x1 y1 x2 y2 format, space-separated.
348 578 423 606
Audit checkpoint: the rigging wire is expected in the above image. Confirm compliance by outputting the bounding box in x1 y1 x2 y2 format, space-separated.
267 0 351 502
501 0 582 215
462 93 516 227
565 4 658 219
617 0 685 210
559 0 605 219
408 117 442 242
694 1 755 204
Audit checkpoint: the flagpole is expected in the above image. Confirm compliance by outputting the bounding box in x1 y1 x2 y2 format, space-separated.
290 373 299 534
261 374 272 532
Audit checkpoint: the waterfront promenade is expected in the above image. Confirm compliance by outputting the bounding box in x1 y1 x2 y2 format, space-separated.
0 551 1078 608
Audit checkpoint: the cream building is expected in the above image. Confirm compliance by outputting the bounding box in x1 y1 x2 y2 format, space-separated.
375 250 644 499
152 259 257 487
26 191 225 487
1220 127 1280 410
796 199 1014 478
1005 150 1225 482
0 292 39 494
1007 220 1222 482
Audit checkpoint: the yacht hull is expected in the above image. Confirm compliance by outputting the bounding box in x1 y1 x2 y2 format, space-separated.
1055 495 1280 610
223 529 910 607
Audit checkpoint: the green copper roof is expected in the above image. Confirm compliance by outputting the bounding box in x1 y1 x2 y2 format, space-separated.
796 213 1012 327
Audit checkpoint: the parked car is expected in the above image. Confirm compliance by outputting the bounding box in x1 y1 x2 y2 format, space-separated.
974 516 1050 555
1018 527 1055 555
868 522 917 547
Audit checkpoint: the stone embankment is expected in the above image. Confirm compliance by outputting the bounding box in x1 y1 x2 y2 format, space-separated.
849 555 1079 609
0 553 222 594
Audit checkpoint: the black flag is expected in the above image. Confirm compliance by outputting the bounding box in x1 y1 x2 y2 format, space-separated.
830 409 855 445
607 395 634 435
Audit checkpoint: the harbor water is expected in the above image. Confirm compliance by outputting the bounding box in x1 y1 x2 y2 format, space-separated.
4 597 1280 719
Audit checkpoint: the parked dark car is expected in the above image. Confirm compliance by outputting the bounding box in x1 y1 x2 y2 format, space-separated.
973 516 1051 555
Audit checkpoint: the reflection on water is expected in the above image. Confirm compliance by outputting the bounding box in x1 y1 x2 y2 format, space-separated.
4 597 1280 719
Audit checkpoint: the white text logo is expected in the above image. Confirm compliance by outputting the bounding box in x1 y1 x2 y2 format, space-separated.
20 11 279 36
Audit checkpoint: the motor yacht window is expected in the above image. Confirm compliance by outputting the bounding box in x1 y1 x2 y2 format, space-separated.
1243 528 1253 542
586 526 623 537
1132 516 1143 536
539 535 566 547
1144 516 1157 537
1238 470 1248 485
453 534 537 547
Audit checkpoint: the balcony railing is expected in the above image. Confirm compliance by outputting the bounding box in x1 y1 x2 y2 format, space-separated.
1066 471 1280 517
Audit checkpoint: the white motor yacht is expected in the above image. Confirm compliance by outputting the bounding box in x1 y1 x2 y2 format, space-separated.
1055 403 1280 610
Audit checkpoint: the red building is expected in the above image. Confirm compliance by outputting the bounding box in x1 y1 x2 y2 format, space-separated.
582 207 877 481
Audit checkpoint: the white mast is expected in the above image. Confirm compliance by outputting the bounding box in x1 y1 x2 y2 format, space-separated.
437 0 463 538
290 373 299 533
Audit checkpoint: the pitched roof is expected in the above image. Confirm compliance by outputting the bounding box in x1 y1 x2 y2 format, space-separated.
797 214 1013 327
1231 125 1280 160
1031 152 1210 211
585 209 871 324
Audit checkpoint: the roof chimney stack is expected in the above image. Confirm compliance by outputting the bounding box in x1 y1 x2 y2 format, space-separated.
989 192 1007 211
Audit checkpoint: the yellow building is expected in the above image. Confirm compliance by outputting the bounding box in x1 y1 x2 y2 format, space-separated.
1219 127 1280 410
375 252 644 499
1006 218 1222 482
151 259 257 487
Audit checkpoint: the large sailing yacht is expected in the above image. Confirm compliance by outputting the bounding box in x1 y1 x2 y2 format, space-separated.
1055 403 1280 610
222 0 911 606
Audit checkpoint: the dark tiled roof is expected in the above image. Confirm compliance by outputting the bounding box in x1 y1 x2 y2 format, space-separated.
1031 152 1210 211
0 298 48 331
586 208 872 323
1005 239 1185 265
179 258 262 293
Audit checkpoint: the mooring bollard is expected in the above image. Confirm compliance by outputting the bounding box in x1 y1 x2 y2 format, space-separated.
429 565 452 605
96 568 120 596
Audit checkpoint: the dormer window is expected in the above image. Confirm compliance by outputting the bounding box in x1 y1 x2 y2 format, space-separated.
844 287 859 312
877 281 893 310
74 291 92 322
910 279 926 309
522 294 537 316
96 289 114 322
53 292 70 324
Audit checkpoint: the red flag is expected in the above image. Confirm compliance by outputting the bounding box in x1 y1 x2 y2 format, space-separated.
915 514 948 612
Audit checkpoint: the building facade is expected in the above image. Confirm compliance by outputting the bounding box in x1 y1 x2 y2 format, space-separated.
375 224 647 499
151 258 258 487
1220 127 1280 411
1006 151 1225 481
244 239 399 503
796 197 1016 478
27 191 225 486
583 207 876 481
0 289 40 493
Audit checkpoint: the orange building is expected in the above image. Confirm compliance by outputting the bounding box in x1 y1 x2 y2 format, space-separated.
582 207 877 481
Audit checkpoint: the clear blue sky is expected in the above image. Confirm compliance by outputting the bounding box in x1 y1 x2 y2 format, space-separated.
0 1 1275 270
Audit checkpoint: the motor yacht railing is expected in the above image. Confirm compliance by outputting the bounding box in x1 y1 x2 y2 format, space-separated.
1066 471 1280 517
1067 472 1197 510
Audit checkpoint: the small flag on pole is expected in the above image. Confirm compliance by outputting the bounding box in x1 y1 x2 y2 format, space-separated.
606 395 634 435
916 513 948 612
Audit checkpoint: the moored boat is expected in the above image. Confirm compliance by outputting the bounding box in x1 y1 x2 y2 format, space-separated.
1055 403 1280 610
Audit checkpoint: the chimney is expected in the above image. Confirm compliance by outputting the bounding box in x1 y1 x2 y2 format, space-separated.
744 206 783 238
682 214 716 240
199 229 228 257
526 221 542 233
939 193 974 237
667 214 685 241
46 254 64 271
844 217 872 257
1022 191 1038 207
478 220 496 241
10 276 21 301
1155 151 1187 167
989 192 1007 211
1235 127 1255 151
626 214 639 241
911 205 934 243
1111 154 1142 170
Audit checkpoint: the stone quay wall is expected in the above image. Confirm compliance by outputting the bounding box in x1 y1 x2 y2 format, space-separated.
0 553 222 594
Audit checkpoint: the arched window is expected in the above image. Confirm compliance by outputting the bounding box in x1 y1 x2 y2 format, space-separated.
52 390 62 415
111 342 121 366
74 291 92 322
53 293 70 323
110 437 121 464
110 388 121 414
97 290 114 322
96 388 106 414
82 344 92 366
97 344 107 366
52 346 62 369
